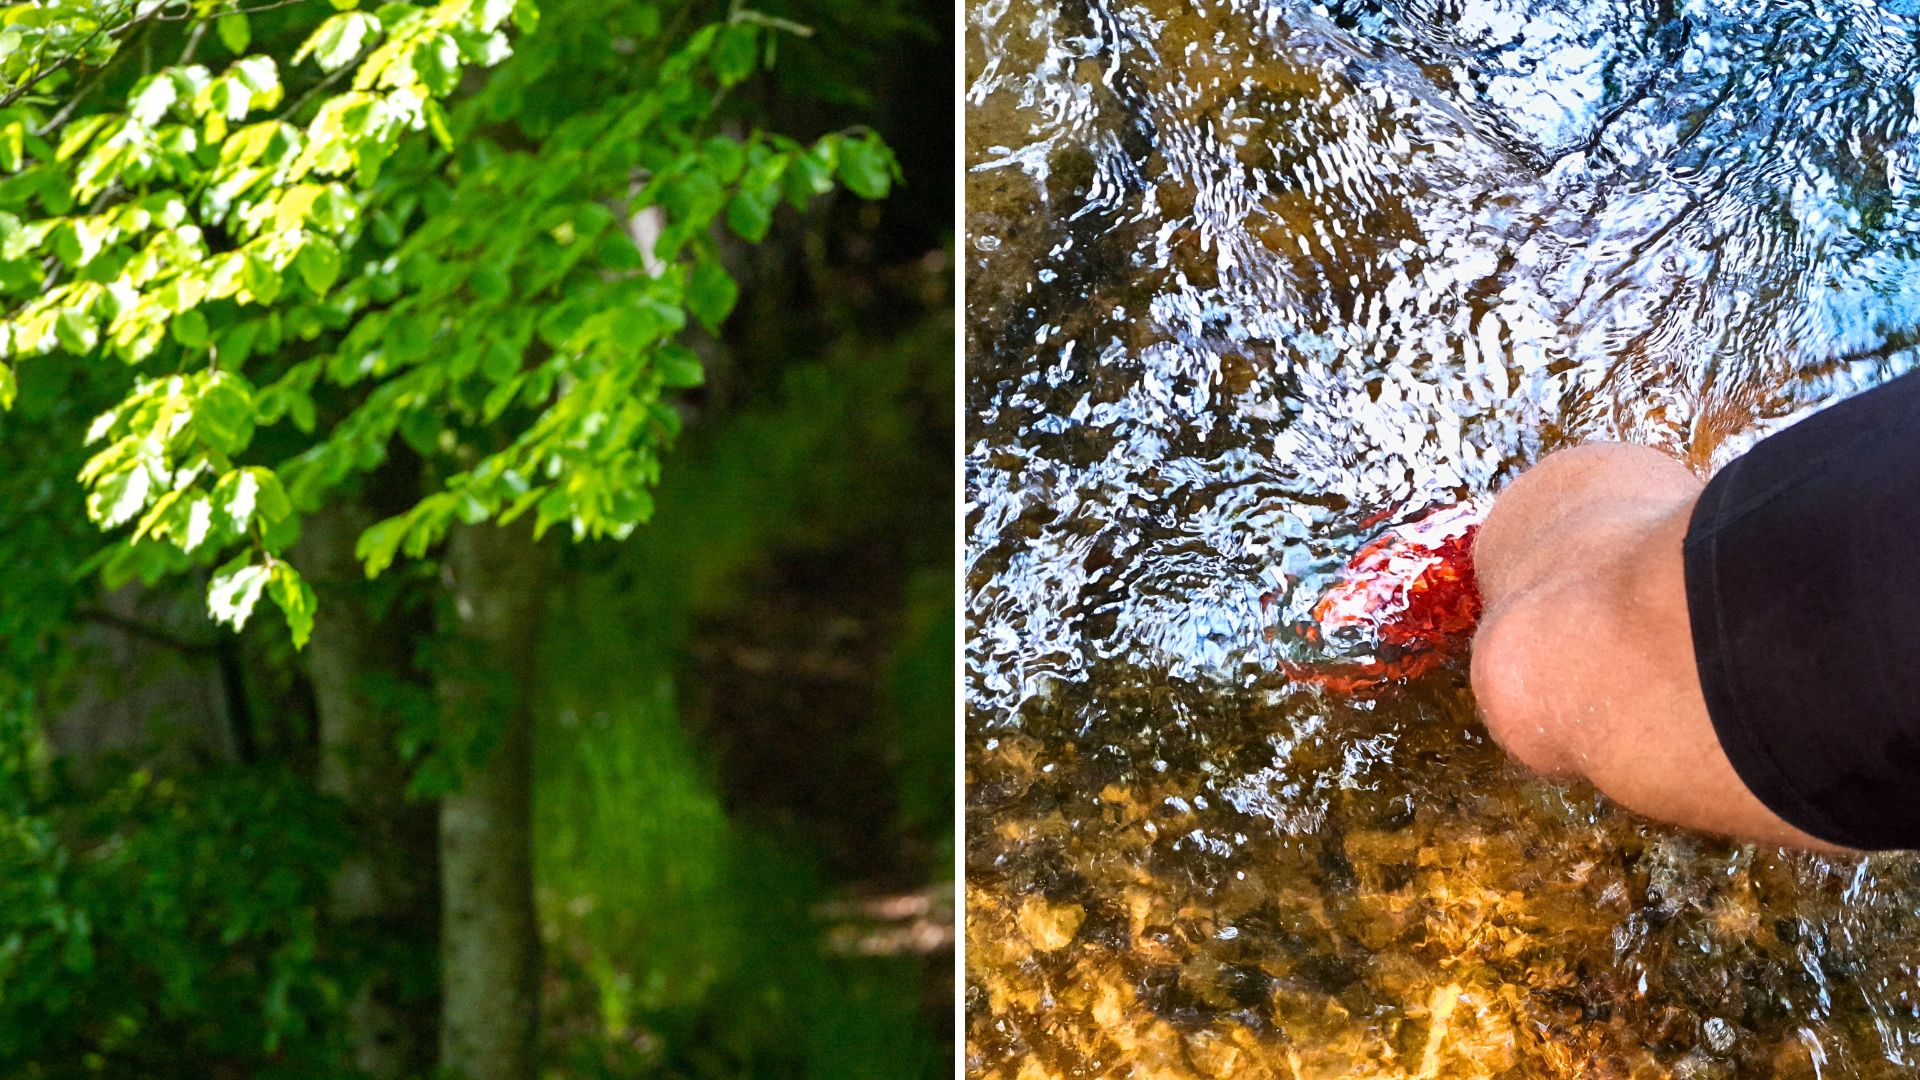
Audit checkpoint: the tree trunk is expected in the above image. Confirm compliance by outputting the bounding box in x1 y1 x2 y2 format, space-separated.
436 520 546 1080
300 502 437 1079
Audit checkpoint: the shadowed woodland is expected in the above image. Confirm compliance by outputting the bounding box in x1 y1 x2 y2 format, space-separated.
0 0 952 1076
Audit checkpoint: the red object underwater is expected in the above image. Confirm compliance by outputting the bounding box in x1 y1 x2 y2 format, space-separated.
1278 500 1487 694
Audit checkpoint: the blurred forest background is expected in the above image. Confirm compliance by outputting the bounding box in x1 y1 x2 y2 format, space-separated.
0 0 951 1077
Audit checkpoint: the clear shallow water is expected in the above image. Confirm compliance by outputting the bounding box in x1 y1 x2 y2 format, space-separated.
965 0 1920 1075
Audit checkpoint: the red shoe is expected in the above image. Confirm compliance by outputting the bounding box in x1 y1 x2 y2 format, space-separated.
1278 499 1487 693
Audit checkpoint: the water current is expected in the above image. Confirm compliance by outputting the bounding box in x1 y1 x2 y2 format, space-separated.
965 0 1920 1075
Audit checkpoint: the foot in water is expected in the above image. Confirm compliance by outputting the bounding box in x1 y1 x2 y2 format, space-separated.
1277 499 1487 694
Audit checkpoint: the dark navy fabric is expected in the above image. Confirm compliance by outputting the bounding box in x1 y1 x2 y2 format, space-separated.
1684 367 1920 851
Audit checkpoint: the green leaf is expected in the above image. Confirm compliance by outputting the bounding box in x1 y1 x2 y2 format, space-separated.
374 1 419 26
481 373 524 420
55 115 113 164
216 12 250 55
385 314 431 361
686 262 737 332
422 98 454 151
399 408 438 454
213 321 261 368
297 12 377 72
594 230 643 271
535 301 587 349
533 487 570 536
225 55 285 116
132 488 186 544
480 341 519 382
208 559 272 630
184 496 215 550
89 460 153 528
783 149 833 209
294 238 341 295
414 34 461 96
215 468 262 531
252 469 293 523
655 345 703 388
712 23 758 83
354 515 407 577
703 136 746 183
288 391 316 433
130 75 180 126
0 122 22 172
469 262 509 302
656 171 724 227
837 135 896 200
196 376 257 456
268 562 317 648
54 308 94 354
729 188 777 242
242 251 281 304
170 308 209 349
0 0 862 605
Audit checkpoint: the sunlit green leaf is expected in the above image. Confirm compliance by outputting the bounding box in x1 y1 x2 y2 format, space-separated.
242 251 281 304
267 562 316 648
423 98 454 151
216 12 250 55
216 468 262 531
296 12 378 73
0 0 899 649
0 123 22 172
53 309 94 355
415 34 461 95
197 377 257 456
354 514 407 578
208 559 272 630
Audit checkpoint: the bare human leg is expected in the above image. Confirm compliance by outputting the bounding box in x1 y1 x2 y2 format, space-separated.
1468 443 1847 853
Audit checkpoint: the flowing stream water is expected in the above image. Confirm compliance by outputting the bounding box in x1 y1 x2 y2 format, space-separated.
965 0 1920 1075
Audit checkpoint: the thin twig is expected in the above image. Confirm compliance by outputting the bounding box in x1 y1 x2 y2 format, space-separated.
0 1 139 109
35 51 120 136
177 17 209 66
278 48 360 121
731 9 814 38
155 0 315 21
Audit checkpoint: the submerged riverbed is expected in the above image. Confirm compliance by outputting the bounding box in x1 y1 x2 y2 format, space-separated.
964 0 1920 1075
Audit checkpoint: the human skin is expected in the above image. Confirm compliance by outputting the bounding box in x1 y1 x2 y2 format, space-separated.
1468 442 1850 854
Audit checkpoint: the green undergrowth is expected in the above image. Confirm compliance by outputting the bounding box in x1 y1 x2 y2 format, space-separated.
534 330 950 1076
0 744 355 1079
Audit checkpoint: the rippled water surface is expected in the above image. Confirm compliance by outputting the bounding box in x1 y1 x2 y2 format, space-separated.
965 0 1920 1075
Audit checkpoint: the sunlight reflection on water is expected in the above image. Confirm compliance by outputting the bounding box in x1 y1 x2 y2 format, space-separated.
966 0 1920 1075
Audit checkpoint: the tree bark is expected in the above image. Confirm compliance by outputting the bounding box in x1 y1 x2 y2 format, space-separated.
299 502 437 1079
436 519 546 1080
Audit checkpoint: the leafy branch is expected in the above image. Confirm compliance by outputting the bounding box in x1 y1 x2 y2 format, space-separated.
0 0 901 648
